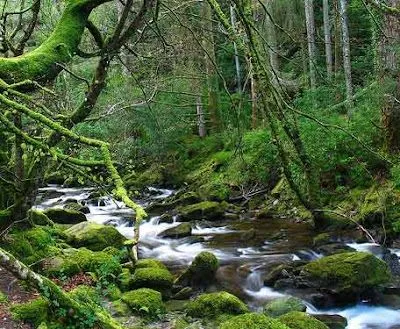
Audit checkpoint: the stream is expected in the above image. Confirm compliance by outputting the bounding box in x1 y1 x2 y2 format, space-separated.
34 185 400 329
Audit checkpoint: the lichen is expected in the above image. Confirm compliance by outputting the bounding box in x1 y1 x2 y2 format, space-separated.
186 291 249 318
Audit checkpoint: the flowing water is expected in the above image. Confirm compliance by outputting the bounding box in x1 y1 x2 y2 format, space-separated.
34 185 400 329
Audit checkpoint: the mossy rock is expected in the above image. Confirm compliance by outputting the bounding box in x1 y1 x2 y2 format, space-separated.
313 233 331 247
106 284 122 301
45 171 65 185
44 208 87 224
28 210 54 226
64 202 90 214
175 251 219 288
263 297 306 317
121 288 166 318
219 313 290 329
177 201 226 221
158 223 192 239
11 297 49 327
131 267 174 295
118 268 133 291
313 314 348 329
279 311 329 329
301 252 391 295
111 300 131 316
186 291 249 318
135 258 168 270
64 222 126 251
2 226 61 265
42 247 122 279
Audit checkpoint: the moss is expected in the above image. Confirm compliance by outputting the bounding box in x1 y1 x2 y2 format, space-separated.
313 233 331 247
186 291 249 318
0 0 111 84
135 258 168 270
67 285 101 305
158 223 192 239
177 201 226 221
301 252 391 293
28 209 54 226
37 323 48 329
11 297 49 327
65 222 126 251
131 267 173 294
64 202 90 214
176 251 219 287
0 291 8 303
118 268 133 291
106 285 122 301
219 313 290 329
2 226 61 265
44 208 87 224
263 297 306 317
279 312 329 329
121 288 166 318
112 300 131 316
43 247 122 279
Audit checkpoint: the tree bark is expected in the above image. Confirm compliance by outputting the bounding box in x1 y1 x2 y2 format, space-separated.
339 0 354 108
323 0 333 80
304 0 317 89
230 4 242 93
377 0 400 151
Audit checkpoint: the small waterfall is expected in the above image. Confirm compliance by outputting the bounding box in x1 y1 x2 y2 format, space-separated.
245 271 263 291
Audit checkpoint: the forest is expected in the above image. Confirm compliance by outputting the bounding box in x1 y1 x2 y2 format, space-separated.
0 0 400 328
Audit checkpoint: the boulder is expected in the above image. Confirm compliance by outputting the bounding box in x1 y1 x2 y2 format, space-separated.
316 243 355 256
44 208 86 224
219 313 289 329
64 222 126 251
177 201 226 221
134 258 168 270
263 297 306 317
64 202 90 214
121 288 165 318
186 291 248 318
313 314 348 329
158 213 173 224
28 210 53 226
279 311 329 329
158 223 192 239
131 267 174 296
41 247 121 279
300 252 391 301
175 251 219 288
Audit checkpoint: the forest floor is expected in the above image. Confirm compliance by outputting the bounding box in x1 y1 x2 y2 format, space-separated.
0 267 35 329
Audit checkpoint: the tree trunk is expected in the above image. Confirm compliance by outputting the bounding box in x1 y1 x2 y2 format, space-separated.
197 96 206 138
0 248 124 329
202 1 220 132
339 0 354 108
304 0 317 89
323 0 333 80
250 60 258 129
378 0 400 151
333 0 342 73
230 4 242 93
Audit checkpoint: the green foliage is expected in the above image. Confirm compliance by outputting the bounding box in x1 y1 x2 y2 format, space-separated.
186 291 249 318
0 291 8 303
